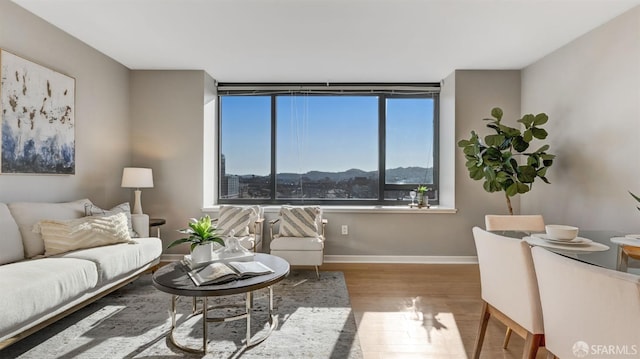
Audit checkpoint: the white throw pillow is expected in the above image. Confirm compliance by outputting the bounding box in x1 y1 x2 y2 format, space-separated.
217 206 257 236
37 213 133 256
279 206 321 237
84 202 138 238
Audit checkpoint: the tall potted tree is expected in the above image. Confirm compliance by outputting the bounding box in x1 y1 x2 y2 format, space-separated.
458 107 555 214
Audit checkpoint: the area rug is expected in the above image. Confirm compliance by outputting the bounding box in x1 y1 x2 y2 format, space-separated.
1 271 362 359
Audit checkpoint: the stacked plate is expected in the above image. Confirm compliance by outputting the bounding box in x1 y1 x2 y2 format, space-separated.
532 233 592 245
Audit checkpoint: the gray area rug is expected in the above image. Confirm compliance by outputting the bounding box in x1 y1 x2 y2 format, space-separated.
1 271 362 359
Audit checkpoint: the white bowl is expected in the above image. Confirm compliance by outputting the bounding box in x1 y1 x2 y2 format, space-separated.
545 225 579 241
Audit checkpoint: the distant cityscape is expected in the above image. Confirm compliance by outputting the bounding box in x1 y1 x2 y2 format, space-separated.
220 155 433 200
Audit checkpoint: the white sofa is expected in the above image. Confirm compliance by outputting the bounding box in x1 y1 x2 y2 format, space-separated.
0 199 162 349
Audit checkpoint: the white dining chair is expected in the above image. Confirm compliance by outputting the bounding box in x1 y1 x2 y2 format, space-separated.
484 214 545 348
485 214 545 234
472 227 545 359
531 246 640 359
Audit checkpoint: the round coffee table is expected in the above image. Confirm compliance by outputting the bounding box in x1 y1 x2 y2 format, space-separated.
152 253 290 354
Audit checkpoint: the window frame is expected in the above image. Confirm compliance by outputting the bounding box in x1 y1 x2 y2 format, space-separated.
217 83 440 206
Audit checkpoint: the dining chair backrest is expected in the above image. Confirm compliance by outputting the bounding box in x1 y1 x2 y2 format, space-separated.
531 246 640 358
472 227 544 334
485 215 545 233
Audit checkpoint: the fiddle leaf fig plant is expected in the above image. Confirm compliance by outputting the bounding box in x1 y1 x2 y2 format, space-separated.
458 107 555 215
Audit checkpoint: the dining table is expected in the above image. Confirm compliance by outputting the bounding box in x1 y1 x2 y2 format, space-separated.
498 230 640 274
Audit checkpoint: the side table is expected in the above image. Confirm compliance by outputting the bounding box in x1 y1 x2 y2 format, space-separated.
150 218 166 238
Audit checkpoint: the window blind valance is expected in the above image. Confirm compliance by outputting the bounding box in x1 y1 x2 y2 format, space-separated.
217 83 440 96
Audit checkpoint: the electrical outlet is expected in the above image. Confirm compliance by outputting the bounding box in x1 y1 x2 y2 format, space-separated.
341 225 348 235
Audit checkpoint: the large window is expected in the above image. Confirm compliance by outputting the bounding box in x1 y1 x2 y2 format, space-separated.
218 84 439 205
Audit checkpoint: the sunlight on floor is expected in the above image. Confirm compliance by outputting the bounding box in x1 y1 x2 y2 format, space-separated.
356 296 468 359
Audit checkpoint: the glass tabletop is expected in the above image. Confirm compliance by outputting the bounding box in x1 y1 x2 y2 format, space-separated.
495 230 639 273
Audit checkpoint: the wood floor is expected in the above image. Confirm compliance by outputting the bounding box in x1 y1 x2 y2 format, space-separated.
319 263 549 359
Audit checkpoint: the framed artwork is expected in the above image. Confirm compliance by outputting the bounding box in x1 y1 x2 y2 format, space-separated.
0 49 75 174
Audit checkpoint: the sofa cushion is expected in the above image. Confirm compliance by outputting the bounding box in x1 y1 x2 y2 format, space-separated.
37 213 133 256
9 199 92 258
60 237 162 282
0 203 24 265
217 205 257 236
84 202 138 238
270 236 324 251
0 258 99 337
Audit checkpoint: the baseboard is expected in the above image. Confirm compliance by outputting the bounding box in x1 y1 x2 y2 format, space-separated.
161 253 477 264
323 255 478 264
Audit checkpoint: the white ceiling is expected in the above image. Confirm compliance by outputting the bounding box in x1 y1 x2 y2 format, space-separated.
12 0 640 82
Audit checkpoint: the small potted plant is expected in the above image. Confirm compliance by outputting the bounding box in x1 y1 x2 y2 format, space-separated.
167 215 224 263
416 185 429 208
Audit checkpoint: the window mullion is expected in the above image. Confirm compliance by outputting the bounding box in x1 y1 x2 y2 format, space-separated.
378 95 386 201
270 95 277 203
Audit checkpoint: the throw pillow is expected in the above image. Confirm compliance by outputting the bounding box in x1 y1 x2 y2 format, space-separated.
37 213 133 256
279 206 321 237
217 206 257 236
84 202 138 238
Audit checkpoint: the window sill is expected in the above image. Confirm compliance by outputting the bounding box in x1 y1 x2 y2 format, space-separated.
203 205 457 214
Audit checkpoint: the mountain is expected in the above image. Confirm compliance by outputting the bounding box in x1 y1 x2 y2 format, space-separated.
239 167 432 183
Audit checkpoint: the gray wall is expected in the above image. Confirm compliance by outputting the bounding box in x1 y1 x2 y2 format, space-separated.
130 69 523 258
521 6 640 233
0 0 131 206
129 70 213 254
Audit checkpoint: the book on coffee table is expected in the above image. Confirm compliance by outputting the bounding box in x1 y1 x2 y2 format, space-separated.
187 261 274 286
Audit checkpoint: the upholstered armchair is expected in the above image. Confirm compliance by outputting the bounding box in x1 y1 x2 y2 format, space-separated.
213 205 264 252
472 227 544 359
269 206 327 278
531 246 640 359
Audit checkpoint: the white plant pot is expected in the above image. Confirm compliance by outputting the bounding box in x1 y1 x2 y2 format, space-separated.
191 242 213 263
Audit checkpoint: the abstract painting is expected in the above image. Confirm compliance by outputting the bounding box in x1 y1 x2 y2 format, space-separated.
0 49 75 174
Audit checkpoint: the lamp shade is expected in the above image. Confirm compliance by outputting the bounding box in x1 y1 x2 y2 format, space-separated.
121 167 154 188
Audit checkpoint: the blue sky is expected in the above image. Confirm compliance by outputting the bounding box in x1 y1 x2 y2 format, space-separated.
220 95 434 176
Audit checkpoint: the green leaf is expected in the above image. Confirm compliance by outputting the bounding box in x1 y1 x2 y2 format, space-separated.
534 144 550 153
506 183 518 196
166 238 192 249
531 127 548 139
543 159 554 167
533 113 549 126
523 129 533 142
517 165 537 183
491 107 503 120
498 124 521 137
484 167 496 181
537 167 548 177
540 176 550 184
519 114 535 127
484 134 505 147
517 182 530 194
512 136 529 152
527 155 539 167
496 172 509 183
629 191 640 203
469 166 484 180
457 139 470 147
540 154 556 160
